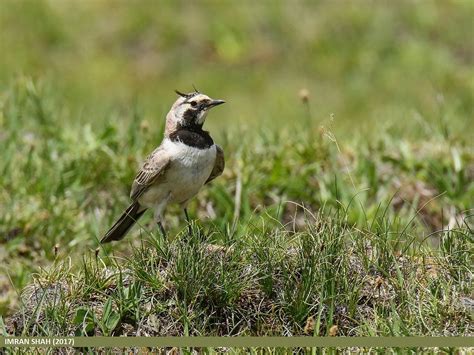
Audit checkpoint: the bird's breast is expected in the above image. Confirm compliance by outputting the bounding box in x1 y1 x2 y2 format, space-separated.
162 139 217 203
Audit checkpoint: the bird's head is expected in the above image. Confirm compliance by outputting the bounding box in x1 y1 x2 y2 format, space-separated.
165 89 225 135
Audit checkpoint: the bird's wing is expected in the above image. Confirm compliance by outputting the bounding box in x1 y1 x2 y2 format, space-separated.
130 146 171 201
206 144 225 184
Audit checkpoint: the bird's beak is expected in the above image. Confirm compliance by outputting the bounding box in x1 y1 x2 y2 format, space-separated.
206 99 226 108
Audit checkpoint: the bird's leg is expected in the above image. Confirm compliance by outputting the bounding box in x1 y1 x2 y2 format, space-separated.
157 221 166 238
184 208 192 236
154 197 169 238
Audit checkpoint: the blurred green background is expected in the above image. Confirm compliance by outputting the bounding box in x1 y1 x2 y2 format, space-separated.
1 0 473 137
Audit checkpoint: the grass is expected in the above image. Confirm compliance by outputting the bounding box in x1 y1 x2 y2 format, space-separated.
0 0 473 352
10 224 474 335
1 79 472 341
4 211 473 338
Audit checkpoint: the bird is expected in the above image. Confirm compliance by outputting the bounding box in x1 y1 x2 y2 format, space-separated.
100 89 225 243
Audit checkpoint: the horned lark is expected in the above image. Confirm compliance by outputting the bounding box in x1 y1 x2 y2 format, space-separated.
100 90 225 243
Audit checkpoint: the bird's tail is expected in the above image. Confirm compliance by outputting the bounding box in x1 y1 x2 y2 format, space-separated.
100 201 146 243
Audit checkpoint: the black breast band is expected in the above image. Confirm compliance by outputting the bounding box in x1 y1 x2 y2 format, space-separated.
169 128 214 149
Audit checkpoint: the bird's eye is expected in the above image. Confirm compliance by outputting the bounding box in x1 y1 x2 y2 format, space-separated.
190 101 197 107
